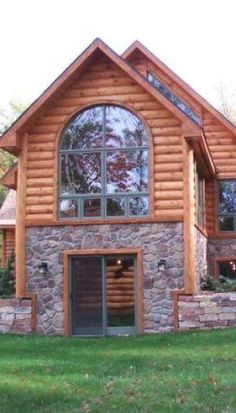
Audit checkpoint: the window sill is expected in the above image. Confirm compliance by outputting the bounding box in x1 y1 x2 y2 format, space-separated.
26 215 183 227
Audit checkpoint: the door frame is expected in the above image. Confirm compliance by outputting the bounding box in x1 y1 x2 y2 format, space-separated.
63 248 144 336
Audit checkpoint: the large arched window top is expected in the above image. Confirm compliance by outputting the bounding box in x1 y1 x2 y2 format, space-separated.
59 105 149 220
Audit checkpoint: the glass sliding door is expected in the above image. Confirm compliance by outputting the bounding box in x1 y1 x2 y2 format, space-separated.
106 256 136 335
71 256 104 336
71 255 136 336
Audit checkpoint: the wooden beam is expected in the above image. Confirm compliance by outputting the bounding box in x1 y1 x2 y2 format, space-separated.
184 133 216 178
183 139 198 294
15 134 27 298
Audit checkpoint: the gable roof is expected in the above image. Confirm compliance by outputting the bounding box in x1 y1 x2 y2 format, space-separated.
0 189 16 228
122 41 236 136
0 39 201 154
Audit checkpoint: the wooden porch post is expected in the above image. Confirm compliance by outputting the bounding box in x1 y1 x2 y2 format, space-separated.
183 138 197 294
15 134 27 298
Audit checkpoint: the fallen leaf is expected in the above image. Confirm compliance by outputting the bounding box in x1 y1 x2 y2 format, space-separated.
208 375 217 386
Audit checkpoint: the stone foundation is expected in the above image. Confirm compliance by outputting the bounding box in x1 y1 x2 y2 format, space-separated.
0 299 32 334
195 227 207 289
26 223 184 335
178 293 236 330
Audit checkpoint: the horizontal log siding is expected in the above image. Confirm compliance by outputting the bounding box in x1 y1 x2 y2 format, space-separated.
5 229 15 260
26 56 183 223
205 180 215 235
203 110 236 234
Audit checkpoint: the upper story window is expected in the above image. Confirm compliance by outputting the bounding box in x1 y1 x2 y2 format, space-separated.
59 105 149 220
196 169 205 227
219 180 236 231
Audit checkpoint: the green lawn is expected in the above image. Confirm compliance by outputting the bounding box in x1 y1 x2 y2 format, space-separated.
0 330 236 413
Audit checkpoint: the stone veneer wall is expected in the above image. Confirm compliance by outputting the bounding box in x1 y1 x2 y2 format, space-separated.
26 223 184 335
178 293 236 330
208 238 236 275
195 227 207 290
0 299 32 334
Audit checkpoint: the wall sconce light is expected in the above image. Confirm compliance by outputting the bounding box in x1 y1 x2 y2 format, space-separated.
38 262 48 275
157 259 166 272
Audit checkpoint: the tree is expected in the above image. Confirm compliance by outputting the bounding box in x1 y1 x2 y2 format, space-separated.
215 82 236 124
0 101 27 207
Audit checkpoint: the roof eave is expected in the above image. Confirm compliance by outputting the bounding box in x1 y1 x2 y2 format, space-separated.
123 41 236 136
0 38 201 150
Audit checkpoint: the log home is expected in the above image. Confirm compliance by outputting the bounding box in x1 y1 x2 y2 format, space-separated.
0 38 236 336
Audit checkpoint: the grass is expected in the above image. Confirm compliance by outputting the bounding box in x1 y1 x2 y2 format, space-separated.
0 329 236 413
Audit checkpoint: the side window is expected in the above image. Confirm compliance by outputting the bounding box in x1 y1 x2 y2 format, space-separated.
196 168 205 227
218 180 236 231
218 260 236 279
58 105 149 220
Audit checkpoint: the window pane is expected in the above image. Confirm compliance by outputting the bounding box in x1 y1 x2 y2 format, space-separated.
130 196 149 216
219 216 234 231
105 106 148 148
219 181 236 214
59 199 78 218
61 107 103 149
60 153 101 195
219 262 236 279
106 198 125 216
84 199 101 217
106 257 135 328
106 150 148 193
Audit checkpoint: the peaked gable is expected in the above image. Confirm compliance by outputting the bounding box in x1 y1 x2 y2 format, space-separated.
123 41 236 136
0 39 200 154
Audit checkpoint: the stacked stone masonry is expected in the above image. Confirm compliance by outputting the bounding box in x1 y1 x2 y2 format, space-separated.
195 227 207 290
26 223 184 335
0 299 32 334
208 238 236 275
178 293 236 330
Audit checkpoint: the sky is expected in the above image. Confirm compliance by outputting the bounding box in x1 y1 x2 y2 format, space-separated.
1 0 236 112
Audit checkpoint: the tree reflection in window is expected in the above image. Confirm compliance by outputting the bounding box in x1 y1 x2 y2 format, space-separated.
219 180 236 231
59 105 149 219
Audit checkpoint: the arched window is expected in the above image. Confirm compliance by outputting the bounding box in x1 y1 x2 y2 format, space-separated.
59 105 149 219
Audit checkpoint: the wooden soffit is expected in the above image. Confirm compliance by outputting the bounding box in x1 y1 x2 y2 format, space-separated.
183 127 216 178
0 39 202 155
0 164 18 189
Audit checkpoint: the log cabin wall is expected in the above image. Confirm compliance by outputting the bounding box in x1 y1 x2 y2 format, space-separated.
2 228 15 265
127 51 236 237
25 54 184 225
203 110 236 236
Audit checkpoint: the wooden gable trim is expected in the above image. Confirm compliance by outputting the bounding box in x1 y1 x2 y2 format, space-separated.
0 39 201 154
183 130 216 178
0 164 18 189
123 41 236 136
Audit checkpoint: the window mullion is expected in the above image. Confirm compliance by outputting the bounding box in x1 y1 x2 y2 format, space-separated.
101 106 106 218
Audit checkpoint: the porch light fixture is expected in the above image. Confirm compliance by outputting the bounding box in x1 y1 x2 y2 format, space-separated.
38 262 48 275
157 259 166 272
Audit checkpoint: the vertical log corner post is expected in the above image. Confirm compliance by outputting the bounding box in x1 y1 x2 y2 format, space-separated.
183 135 197 294
15 133 27 298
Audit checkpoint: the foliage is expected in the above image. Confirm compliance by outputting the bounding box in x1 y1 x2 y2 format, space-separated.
0 330 236 412
201 273 236 292
0 100 26 207
0 255 15 298
215 81 236 124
